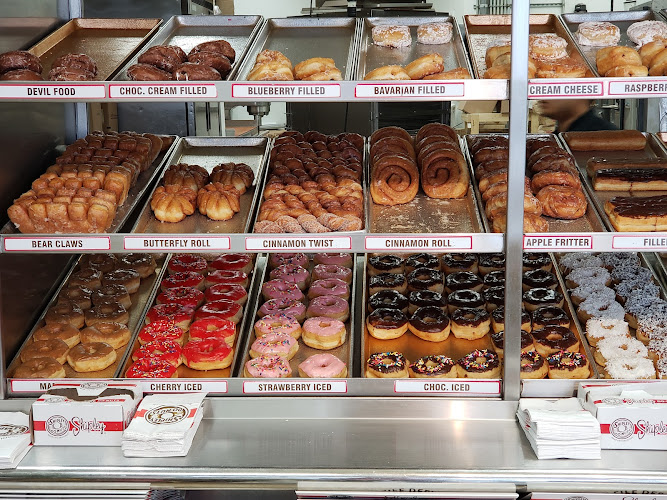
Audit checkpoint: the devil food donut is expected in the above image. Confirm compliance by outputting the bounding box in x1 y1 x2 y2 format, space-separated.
14 358 65 379
126 357 177 378
366 351 409 378
67 342 116 372
298 353 347 378
21 339 69 365
457 349 501 378
408 306 451 342
0 51 42 75
132 339 182 367
182 338 233 370
80 322 130 349
302 317 346 350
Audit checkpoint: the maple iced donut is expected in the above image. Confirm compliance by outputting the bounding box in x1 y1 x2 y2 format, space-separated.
45 300 85 329
209 253 254 274
117 253 157 279
70 268 102 290
250 333 299 359
306 295 349 322
244 354 292 378
138 320 186 345
195 299 243 324
366 351 409 378
205 270 249 289
308 278 350 300
262 279 305 302
313 264 352 285
59 284 93 310
182 338 233 370
189 318 236 345
257 298 306 323
14 357 65 379
85 302 129 327
33 323 80 348
269 253 308 269
270 264 311 290
81 321 131 349
313 253 353 268
146 303 195 331
366 308 408 340
161 271 205 291
67 342 116 372
157 286 204 309
368 255 404 275
102 269 141 295
82 253 116 274
205 283 247 305
21 339 70 365
409 355 457 378
126 357 177 378
168 254 207 275
298 353 347 378
92 284 131 309
302 317 346 350
457 349 501 378
132 339 183 367
254 313 302 339
369 290 408 313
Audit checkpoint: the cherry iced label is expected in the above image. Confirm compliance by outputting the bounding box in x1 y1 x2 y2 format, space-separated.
140 379 227 394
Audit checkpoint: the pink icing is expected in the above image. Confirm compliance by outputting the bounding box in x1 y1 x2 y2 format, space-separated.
245 355 292 377
303 317 345 336
261 279 305 302
269 253 308 269
307 295 349 319
254 313 301 337
258 298 306 321
269 264 311 290
251 333 297 357
312 264 352 284
307 278 350 300
313 253 353 268
298 353 346 378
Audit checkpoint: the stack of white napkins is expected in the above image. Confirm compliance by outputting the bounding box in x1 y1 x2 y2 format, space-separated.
0 412 31 468
122 393 206 458
517 398 601 459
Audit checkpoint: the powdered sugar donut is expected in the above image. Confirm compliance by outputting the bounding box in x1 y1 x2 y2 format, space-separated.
372 25 412 48
417 22 453 45
594 335 647 366
627 20 667 47
585 317 630 346
575 21 620 46
605 356 656 379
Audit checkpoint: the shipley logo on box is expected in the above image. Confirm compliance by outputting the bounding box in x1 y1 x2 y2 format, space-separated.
636 420 667 439
45 415 107 437
610 418 635 440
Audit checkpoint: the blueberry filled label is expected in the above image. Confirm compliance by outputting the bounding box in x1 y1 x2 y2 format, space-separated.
124 236 230 251
4 236 110 252
612 235 667 250
245 236 351 251
528 80 603 98
0 84 105 99
243 381 347 394
523 235 593 250
609 80 667 96
355 82 464 98
109 83 217 98
141 380 227 394
232 83 340 98
365 236 472 251
394 380 501 395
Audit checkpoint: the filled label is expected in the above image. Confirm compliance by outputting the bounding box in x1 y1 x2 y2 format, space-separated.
612 235 667 250
109 83 217 98
140 380 227 394
609 79 667 97
365 235 472 251
355 82 464 98
232 83 340 98
394 380 501 395
0 84 105 99
528 80 603 98
523 234 593 251
243 380 347 394
245 236 352 251
124 236 230 251
4 236 110 252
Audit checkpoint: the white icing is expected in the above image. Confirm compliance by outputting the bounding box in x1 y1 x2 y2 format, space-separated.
579 296 625 320
586 317 630 342
372 25 412 48
606 356 656 379
417 22 453 45
627 20 667 47
575 21 621 46
567 266 610 288
597 336 648 362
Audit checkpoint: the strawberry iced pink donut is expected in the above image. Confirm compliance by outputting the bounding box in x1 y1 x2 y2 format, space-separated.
205 270 249 289
161 271 205 291
205 283 247 305
189 318 236 345
208 253 254 274
257 298 306 322
306 296 350 322
244 355 292 378
298 353 347 378
254 313 302 339
307 278 350 300
302 317 346 350
250 333 299 359
261 279 305 302
313 253 353 268
269 264 311 290
156 286 204 308
168 254 207 275
312 264 352 285
269 253 308 269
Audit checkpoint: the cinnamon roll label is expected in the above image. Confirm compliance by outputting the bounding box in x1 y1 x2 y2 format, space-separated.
523 234 593 251
231 83 340 99
123 236 230 251
394 380 501 395
109 83 217 99
365 235 473 251
245 236 352 251
4 236 111 252
355 82 464 99
609 80 667 97
0 84 105 99
528 80 603 98
243 380 347 394
612 235 667 250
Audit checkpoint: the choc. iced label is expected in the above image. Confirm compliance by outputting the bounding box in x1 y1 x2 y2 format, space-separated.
4 236 111 252
109 83 217 99
394 380 501 395
245 236 351 251
609 79 667 97
124 236 230 251
231 83 340 99
243 380 347 394
365 235 472 251
0 84 105 99
523 234 593 251
355 82 464 99
612 235 667 250
528 80 603 98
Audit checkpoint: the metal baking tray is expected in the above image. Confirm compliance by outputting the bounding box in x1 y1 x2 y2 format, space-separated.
7 254 166 391
367 137 485 234
131 137 270 235
239 254 357 379
562 11 665 77
2 135 178 236
461 133 606 234
463 14 595 79
118 253 263 380
559 131 667 233
29 18 162 81
114 15 262 82
234 17 360 81
0 17 60 53
356 16 473 80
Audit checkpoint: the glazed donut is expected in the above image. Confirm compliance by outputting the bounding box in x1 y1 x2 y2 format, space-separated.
627 20 667 47
80 322 130 349
523 287 564 312
491 306 531 334
46 300 84 329
596 46 642 75
546 350 590 379
138 319 185 346
298 353 347 378
372 25 412 48
85 302 129 327
262 279 304 303
183 338 233 370
205 283 247 305
67 342 116 372
409 355 457 378
536 185 587 219
250 332 299 359
451 307 490 340
189 318 236 345
366 308 408 340
14 358 65 379
457 349 501 378
126 357 177 378
254 313 302 339
102 269 140 295
445 271 482 293
306 295 349 322
308 278 350 301
532 326 579 356
21 339 69 364
257 298 306 323
404 53 445 79
161 271 205 291
59 284 93 310
157 286 205 309
408 306 451 342
609 64 649 77
366 351 409 378
302 317 346 350
195 299 243 324
520 350 548 379
92 284 131 309
364 65 411 81
529 34 568 60
244 355 292 378
575 21 621 47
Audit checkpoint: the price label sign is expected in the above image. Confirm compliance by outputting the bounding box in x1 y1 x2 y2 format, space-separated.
365 235 473 252
612 235 667 250
109 83 217 99
528 80 604 99
608 78 667 97
245 236 352 252
355 82 464 99
243 380 347 394
139 379 227 394
523 234 593 251
0 84 105 99
394 380 501 395
124 236 230 251
231 83 341 99
4 236 111 252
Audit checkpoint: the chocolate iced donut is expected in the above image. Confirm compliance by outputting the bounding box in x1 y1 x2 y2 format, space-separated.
531 306 570 329
522 253 552 272
366 308 408 340
408 290 447 314
482 286 505 310
405 253 440 273
522 269 558 291
51 53 97 76
492 330 534 356
491 306 532 333
442 253 478 274
523 287 563 311
478 253 506 275
445 271 482 293
483 270 505 289
408 306 451 342
368 255 404 275
368 290 408 313
531 325 579 356
368 273 407 295
407 268 444 293
447 289 485 312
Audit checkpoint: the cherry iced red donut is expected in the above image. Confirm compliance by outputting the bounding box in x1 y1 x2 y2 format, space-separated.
269 264 311 290
307 278 350 300
161 271 205 291
182 338 233 370
257 298 306 322
205 270 249 289
244 355 292 377
269 253 308 269
146 303 195 331
132 339 183 367
209 254 253 274
168 254 207 275
298 353 347 378
204 283 247 305
195 299 243 324
250 333 299 359
189 318 236 345
126 357 177 378
138 319 186 345
312 264 352 285
157 286 204 308
306 295 350 322
254 313 302 339
313 253 353 268
261 279 305 302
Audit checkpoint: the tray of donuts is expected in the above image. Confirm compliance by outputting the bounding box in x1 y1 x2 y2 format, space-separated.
6 253 163 393
130 136 269 234
367 124 484 235
118 253 261 380
357 16 473 81
463 14 595 80
559 130 667 232
462 133 605 234
239 252 355 380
